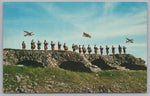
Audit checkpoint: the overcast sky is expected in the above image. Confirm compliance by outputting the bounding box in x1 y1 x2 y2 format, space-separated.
3 2 147 63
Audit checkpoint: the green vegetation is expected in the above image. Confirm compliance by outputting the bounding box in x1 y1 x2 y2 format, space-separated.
3 65 147 93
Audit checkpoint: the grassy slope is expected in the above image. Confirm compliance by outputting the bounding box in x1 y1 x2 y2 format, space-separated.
3 65 147 93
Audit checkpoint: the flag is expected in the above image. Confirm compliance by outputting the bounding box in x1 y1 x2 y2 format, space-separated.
24 31 34 36
126 38 134 43
83 32 91 38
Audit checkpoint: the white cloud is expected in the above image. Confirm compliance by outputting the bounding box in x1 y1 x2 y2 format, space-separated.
79 10 147 39
38 3 96 24
103 2 118 15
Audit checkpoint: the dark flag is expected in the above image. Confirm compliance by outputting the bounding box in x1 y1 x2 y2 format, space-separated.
83 32 91 38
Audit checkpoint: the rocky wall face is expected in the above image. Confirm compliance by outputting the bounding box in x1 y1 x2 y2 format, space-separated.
3 49 147 72
3 49 18 65
114 54 146 70
3 49 101 72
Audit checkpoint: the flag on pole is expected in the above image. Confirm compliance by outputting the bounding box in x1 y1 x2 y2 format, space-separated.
24 31 34 36
83 32 91 38
126 38 134 43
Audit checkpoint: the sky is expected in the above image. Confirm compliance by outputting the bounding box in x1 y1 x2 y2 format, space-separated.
3 2 147 63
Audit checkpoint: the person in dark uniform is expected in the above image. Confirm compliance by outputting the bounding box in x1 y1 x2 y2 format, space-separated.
100 46 103 55
106 45 109 55
94 45 98 54
79 45 82 53
87 45 92 54
31 39 36 50
123 46 126 54
22 41 26 50
37 40 41 50
63 43 68 51
58 41 61 51
51 41 55 50
112 45 115 55
82 45 86 54
72 43 75 52
118 45 122 54
44 40 48 50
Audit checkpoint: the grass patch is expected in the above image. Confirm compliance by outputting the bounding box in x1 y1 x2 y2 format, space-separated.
3 65 147 93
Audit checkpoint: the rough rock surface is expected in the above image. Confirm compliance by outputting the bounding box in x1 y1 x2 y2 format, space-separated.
3 49 147 72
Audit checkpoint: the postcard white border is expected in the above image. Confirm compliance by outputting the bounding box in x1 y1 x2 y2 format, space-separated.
0 0 149 96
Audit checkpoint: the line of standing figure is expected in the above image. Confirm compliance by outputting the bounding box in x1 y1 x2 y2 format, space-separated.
22 40 127 55
22 40 68 51
78 45 126 55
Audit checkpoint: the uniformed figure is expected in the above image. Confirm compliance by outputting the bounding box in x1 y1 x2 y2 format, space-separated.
94 45 98 54
22 41 26 50
63 43 68 51
118 45 122 54
79 45 82 53
87 45 92 54
112 45 115 55
72 43 75 52
82 45 86 54
44 40 48 50
58 41 61 50
106 45 109 55
37 40 41 50
31 39 36 50
51 41 55 50
100 46 103 55
123 46 126 54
